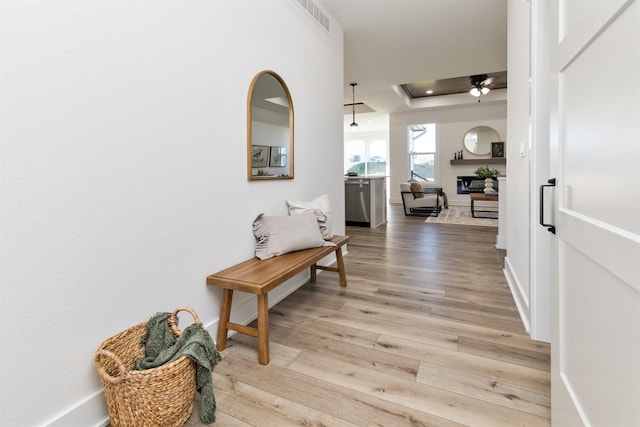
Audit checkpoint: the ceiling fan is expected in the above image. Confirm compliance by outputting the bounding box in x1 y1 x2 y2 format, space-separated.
469 74 492 97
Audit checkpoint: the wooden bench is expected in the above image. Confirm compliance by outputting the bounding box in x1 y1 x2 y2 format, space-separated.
206 235 349 365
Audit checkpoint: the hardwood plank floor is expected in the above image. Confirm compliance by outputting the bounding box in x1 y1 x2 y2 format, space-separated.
189 204 550 426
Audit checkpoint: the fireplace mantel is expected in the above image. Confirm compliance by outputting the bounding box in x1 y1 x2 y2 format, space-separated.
450 158 506 165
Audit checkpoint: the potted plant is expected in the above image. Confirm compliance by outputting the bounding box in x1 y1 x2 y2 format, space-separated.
474 165 500 178
474 166 500 194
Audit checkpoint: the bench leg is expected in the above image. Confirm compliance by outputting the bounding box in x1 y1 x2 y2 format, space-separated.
335 246 347 287
310 263 317 283
257 293 270 365
216 288 233 351
312 246 348 288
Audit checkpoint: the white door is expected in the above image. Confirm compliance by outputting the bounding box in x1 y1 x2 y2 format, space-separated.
548 0 640 425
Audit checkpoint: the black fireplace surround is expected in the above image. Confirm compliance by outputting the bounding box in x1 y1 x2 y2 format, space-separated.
456 176 499 194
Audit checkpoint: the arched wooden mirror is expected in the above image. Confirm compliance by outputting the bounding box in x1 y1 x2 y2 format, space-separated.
463 125 500 156
247 70 294 180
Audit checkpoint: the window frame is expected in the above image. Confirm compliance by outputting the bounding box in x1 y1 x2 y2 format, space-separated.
344 139 388 176
407 123 438 183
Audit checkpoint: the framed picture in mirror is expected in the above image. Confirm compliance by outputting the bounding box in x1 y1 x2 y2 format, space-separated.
269 146 287 167
251 145 269 168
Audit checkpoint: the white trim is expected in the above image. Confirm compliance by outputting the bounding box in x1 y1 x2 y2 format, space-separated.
504 256 531 333
42 389 109 427
528 0 552 344
560 372 593 427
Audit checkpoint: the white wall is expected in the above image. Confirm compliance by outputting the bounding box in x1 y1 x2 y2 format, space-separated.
504 0 534 335
389 103 507 206
0 1 344 425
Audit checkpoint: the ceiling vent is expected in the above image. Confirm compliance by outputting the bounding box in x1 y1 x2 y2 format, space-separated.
293 0 330 32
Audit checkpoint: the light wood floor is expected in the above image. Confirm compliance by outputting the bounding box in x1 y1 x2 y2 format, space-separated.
191 205 550 426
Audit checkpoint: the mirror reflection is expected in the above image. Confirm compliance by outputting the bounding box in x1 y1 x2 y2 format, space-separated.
248 71 294 180
463 126 500 156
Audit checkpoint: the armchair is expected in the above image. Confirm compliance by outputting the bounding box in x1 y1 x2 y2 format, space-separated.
400 182 445 217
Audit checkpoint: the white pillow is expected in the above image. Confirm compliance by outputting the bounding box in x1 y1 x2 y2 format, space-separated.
286 194 333 240
252 212 334 260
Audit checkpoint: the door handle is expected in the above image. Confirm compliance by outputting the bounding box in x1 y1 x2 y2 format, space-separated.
539 178 556 234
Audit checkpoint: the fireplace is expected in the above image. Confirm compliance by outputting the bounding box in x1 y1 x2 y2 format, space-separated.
456 176 499 194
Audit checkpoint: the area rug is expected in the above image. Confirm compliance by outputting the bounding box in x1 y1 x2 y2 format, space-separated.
424 206 497 227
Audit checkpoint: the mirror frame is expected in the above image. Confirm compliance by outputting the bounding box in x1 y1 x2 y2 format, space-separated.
247 70 294 181
462 125 500 156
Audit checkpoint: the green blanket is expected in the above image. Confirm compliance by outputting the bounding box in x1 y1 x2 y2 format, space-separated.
135 312 222 424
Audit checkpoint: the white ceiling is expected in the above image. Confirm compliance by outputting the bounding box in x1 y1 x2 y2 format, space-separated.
317 0 508 132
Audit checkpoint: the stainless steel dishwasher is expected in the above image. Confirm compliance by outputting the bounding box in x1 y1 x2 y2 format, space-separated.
345 178 370 226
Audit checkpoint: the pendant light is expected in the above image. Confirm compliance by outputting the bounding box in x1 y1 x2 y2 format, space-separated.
350 82 358 127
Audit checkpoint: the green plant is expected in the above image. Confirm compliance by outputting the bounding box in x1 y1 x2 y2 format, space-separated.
474 166 500 178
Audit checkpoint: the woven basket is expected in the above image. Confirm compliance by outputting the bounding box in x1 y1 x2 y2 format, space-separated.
94 307 198 427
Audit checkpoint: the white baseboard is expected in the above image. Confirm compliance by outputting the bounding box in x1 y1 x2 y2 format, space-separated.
503 256 531 334
44 389 110 427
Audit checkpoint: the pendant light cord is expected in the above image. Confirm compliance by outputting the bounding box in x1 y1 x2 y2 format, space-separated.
350 83 358 127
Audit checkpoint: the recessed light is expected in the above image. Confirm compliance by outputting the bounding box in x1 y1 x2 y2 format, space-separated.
426 90 434 95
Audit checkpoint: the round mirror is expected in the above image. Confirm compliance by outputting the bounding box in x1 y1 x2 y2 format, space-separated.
247 70 294 180
463 126 500 156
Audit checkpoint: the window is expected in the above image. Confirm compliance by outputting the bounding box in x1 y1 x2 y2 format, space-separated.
344 139 387 176
408 123 437 182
